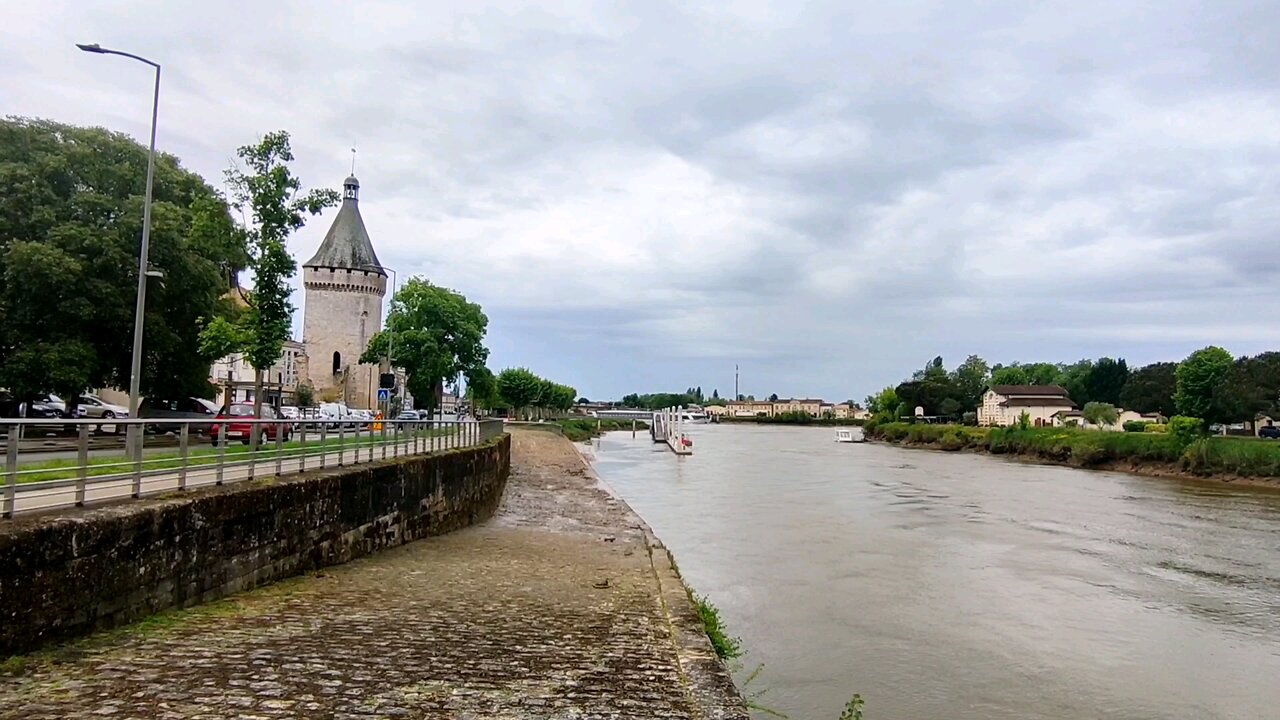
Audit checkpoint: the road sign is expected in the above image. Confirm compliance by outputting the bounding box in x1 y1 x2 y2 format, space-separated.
378 388 391 401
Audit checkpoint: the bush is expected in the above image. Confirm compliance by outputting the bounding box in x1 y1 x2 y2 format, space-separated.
1168 416 1205 449
961 411 977 426
1146 423 1167 433
1123 421 1149 433
693 594 742 660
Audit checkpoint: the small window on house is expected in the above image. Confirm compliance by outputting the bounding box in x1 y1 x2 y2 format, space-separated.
332 351 341 375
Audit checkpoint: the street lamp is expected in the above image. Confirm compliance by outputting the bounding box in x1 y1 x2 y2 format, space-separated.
77 42 161 458
362 265 397 410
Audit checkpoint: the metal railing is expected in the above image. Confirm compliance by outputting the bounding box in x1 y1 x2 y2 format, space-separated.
1 417 505 518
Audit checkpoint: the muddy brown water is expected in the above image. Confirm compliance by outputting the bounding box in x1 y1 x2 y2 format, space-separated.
587 424 1280 720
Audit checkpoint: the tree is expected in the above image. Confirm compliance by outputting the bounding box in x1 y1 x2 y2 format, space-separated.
1217 352 1280 423
1082 401 1119 427
1175 346 1233 423
465 366 498 412
0 117 249 409
990 365 1030 386
199 131 337 430
949 355 990 413
497 368 542 418
1057 359 1094 406
711 389 719 400
1085 357 1129 406
360 278 489 417
1118 362 1177 417
939 398 962 417
768 393 779 402
295 382 315 408
865 386 899 415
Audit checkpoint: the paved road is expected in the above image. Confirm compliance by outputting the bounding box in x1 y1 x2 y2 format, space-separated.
5 430 471 516
0 428 746 719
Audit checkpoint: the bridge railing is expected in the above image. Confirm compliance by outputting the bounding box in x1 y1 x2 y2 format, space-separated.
1 417 505 518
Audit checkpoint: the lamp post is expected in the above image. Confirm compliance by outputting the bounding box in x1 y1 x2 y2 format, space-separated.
77 43 160 459
363 265 397 412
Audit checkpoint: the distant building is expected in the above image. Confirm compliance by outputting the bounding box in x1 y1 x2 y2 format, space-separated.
978 385 1076 427
210 339 305 406
773 398 824 416
727 400 775 417
704 405 729 417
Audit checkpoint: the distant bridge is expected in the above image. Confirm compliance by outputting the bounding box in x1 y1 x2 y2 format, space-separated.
589 409 656 421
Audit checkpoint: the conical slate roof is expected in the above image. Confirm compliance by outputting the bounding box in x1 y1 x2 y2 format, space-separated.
303 175 385 274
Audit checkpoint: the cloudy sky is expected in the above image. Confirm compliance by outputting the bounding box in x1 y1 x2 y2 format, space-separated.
4 1 1279 402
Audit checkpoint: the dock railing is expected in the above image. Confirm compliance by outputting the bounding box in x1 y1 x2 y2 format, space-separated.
1 417 505 518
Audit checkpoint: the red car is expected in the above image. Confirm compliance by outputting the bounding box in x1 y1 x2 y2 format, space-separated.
210 403 293 445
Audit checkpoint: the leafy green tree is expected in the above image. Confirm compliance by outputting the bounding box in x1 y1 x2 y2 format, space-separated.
990 364 1030 386
1024 362 1062 386
1057 359 1094 406
1085 357 1129 406
1119 362 1177 417
865 386 899 415
768 393 779 402
949 354 990 412
497 367 542 418
199 131 337 428
1175 346 1233 423
465 366 499 412
711 388 719 400
939 397 962 417
360 277 489 417
1217 352 1280 423
1082 401 1120 427
295 381 315 408
0 117 248 408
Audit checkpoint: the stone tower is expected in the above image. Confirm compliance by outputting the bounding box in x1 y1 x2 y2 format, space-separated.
301 174 386 409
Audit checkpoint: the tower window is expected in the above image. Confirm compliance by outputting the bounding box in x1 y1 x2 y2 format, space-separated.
332 351 342 375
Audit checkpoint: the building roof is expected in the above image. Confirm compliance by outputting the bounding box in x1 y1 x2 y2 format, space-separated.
989 384 1070 397
1001 396 1077 408
303 175 385 275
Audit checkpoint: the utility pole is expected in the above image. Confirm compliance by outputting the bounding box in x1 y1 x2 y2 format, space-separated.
735 364 739 401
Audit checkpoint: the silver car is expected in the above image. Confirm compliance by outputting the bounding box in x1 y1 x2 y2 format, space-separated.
75 394 130 434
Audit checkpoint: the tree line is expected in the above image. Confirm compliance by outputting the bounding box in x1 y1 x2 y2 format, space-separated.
867 348 1280 426
619 387 724 410
464 367 576 419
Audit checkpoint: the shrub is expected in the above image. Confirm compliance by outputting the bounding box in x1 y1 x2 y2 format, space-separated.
1146 423 1167 433
961 411 977 426
693 594 742 660
1122 421 1149 433
1168 416 1205 449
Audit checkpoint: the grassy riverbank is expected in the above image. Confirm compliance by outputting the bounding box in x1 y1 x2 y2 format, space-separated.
869 423 1280 481
555 418 649 442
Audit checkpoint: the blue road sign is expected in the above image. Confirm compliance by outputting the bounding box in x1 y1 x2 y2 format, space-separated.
378 388 391 401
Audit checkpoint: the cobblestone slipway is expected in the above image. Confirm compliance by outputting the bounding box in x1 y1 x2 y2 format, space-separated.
1 428 748 720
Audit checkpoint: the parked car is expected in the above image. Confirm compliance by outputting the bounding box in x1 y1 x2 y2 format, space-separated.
353 408 374 429
1260 423 1280 439
210 404 292 446
316 402 358 430
397 410 420 421
75 394 130 434
139 397 219 435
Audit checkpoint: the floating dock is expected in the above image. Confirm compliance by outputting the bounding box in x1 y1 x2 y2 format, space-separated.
651 406 694 455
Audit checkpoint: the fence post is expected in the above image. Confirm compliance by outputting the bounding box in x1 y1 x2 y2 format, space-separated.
299 422 308 473
177 424 189 492
320 422 329 469
393 421 399 459
131 422 143 498
4 424 18 518
275 420 284 476
216 423 227 485
76 423 90 505
338 422 346 466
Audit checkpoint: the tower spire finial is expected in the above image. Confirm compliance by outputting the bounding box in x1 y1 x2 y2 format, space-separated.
350 146 356 175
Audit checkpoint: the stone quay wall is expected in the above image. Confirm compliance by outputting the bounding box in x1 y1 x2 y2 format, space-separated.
0 434 511 657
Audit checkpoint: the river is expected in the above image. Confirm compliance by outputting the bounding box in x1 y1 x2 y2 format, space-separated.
586 423 1280 720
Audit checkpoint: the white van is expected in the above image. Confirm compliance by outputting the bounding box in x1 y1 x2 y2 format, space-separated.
316 402 357 430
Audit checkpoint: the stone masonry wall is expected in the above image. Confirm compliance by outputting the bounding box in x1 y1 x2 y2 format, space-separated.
0 434 510 657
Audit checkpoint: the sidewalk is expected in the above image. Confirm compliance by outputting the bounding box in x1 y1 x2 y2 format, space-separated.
0 427 747 719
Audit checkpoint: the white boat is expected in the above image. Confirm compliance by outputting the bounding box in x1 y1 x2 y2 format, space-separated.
679 409 710 424
835 427 866 443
